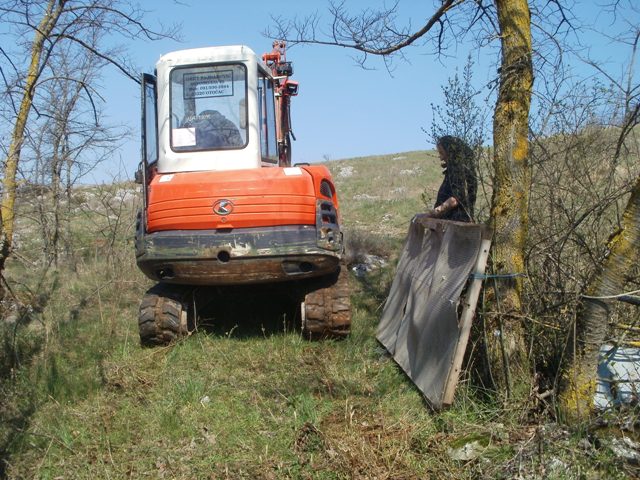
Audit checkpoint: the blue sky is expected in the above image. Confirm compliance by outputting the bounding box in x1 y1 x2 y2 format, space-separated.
93 0 639 182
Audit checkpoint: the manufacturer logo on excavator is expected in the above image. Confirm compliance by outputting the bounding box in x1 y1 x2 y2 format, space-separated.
213 199 234 215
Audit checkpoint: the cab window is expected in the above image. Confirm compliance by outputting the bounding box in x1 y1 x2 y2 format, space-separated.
258 70 278 163
170 64 247 152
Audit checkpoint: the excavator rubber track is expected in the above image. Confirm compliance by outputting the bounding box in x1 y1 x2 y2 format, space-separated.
138 283 192 346
302 265 351 339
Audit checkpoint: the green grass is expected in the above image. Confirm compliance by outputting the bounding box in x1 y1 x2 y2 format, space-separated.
5 279 442 478
3 268 628 479
0 151 632 479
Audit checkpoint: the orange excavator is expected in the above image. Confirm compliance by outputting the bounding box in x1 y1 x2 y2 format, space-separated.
134 41 350 345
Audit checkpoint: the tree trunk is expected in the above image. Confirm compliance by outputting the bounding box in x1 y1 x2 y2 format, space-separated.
484 0 533 398
64 144 75 270
50 81 79 268
560 175 640 421
0 0 64 299
51 132 63 268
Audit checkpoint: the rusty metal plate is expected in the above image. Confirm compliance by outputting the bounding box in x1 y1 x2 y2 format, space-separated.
377 219 490 409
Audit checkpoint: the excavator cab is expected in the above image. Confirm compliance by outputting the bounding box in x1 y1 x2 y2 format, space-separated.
139 45 292 177
134 43 350 346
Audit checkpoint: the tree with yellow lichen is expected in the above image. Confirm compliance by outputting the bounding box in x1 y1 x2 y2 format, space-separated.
545 13 640 420
0 0 64 301
0 0 178 301
560 132 640 421
485 0 533 398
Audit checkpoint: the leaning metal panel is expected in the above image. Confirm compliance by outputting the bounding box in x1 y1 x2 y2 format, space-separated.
377 218 489 409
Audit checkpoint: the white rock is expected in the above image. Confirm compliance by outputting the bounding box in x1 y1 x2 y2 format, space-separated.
338 166 354 177
447 440 485 461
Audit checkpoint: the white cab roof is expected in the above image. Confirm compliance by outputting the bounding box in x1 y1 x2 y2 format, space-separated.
157 45 263 69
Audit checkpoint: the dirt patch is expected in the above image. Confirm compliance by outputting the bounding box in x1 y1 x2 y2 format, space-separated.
313 410 427 479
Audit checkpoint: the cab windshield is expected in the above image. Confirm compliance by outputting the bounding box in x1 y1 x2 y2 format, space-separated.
170 64 247 152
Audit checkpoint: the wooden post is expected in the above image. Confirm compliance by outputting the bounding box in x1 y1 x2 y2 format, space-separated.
442 235 492 406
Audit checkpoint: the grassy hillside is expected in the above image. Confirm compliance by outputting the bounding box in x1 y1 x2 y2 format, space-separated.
0 151 631 479
327 150 441 237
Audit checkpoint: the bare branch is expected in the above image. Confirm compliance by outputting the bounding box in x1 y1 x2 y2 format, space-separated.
49 33 137 83
613 102 640 162
267 0 468 60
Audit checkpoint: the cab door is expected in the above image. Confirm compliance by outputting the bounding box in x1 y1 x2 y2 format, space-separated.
138 73 158 231
257 69 278 166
